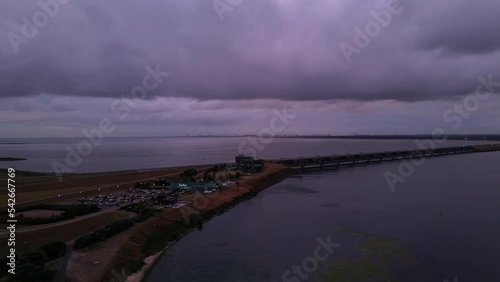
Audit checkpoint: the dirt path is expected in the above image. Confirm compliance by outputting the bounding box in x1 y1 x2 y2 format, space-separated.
8 171 184 207
0 208 121 235
0 164 212 206
54 243 73 282
65 221 146 282
65 163 293 282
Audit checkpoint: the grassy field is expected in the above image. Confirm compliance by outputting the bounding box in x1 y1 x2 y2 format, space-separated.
67 164 294 281
0 169 50 179
0 210 132 255
475 143 500 152
19 209 65 218
0 165 212 206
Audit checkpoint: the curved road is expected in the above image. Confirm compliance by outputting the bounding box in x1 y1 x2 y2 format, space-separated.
2 167 210 208
0 207 122 235
0 167 209 235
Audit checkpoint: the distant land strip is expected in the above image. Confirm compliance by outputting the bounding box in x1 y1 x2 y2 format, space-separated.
161 134 500 141
273 144 500 170
280 134 500 141
0 157 27 161
1 135 500 141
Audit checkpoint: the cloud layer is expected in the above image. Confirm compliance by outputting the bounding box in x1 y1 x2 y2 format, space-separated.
1 0 499 102
1 0 500 137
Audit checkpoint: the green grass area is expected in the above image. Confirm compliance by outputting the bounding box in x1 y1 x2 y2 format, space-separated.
121 203 160 222
0 204 100 225
74 218 135 249
0 168 49 178
1 241 66 281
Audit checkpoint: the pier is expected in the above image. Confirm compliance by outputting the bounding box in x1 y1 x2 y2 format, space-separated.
270 144 500 170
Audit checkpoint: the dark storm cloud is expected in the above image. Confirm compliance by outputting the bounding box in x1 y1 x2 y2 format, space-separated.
1 0 500 102
415 0 500 54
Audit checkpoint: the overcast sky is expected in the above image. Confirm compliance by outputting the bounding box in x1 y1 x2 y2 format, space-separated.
1 0 499 137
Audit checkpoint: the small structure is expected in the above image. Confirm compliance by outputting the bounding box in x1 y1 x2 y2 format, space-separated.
169 182 218 192
235 155 255 172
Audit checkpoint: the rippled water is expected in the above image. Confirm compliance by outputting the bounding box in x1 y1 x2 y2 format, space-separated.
0 137 492 173
147 151 500 282
1 137 498 280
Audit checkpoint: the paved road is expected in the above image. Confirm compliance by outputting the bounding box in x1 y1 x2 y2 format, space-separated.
0 167 211 235
0 165 215 238
2 168 206 208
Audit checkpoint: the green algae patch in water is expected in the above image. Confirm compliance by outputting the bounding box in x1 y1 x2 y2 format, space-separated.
360 236 413 264
320 226 415 282
321 259 392 282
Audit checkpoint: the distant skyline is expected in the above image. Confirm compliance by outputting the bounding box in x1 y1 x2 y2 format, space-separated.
1 0 499 137
2 134 499 140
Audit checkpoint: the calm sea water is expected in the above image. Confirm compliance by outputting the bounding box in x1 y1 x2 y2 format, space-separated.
1 137 498 280
0 137 493 173
146 151 500 282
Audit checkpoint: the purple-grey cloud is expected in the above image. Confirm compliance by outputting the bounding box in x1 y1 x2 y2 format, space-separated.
0 0 499 103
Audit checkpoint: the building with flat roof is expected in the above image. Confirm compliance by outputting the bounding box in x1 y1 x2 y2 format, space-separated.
169 181 218 192
235 155 255 172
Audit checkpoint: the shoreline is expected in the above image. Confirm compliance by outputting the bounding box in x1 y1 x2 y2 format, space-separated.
10 143 500 281
125 241 173 282
120 164 296 282
4 143 500 280
120 145 500 282
0 157 27 161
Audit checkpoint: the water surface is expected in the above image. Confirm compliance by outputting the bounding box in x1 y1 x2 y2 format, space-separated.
147 151 500 281
0 137 492 173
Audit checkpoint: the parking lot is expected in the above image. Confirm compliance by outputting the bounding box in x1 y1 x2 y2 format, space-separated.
76 188 170 207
